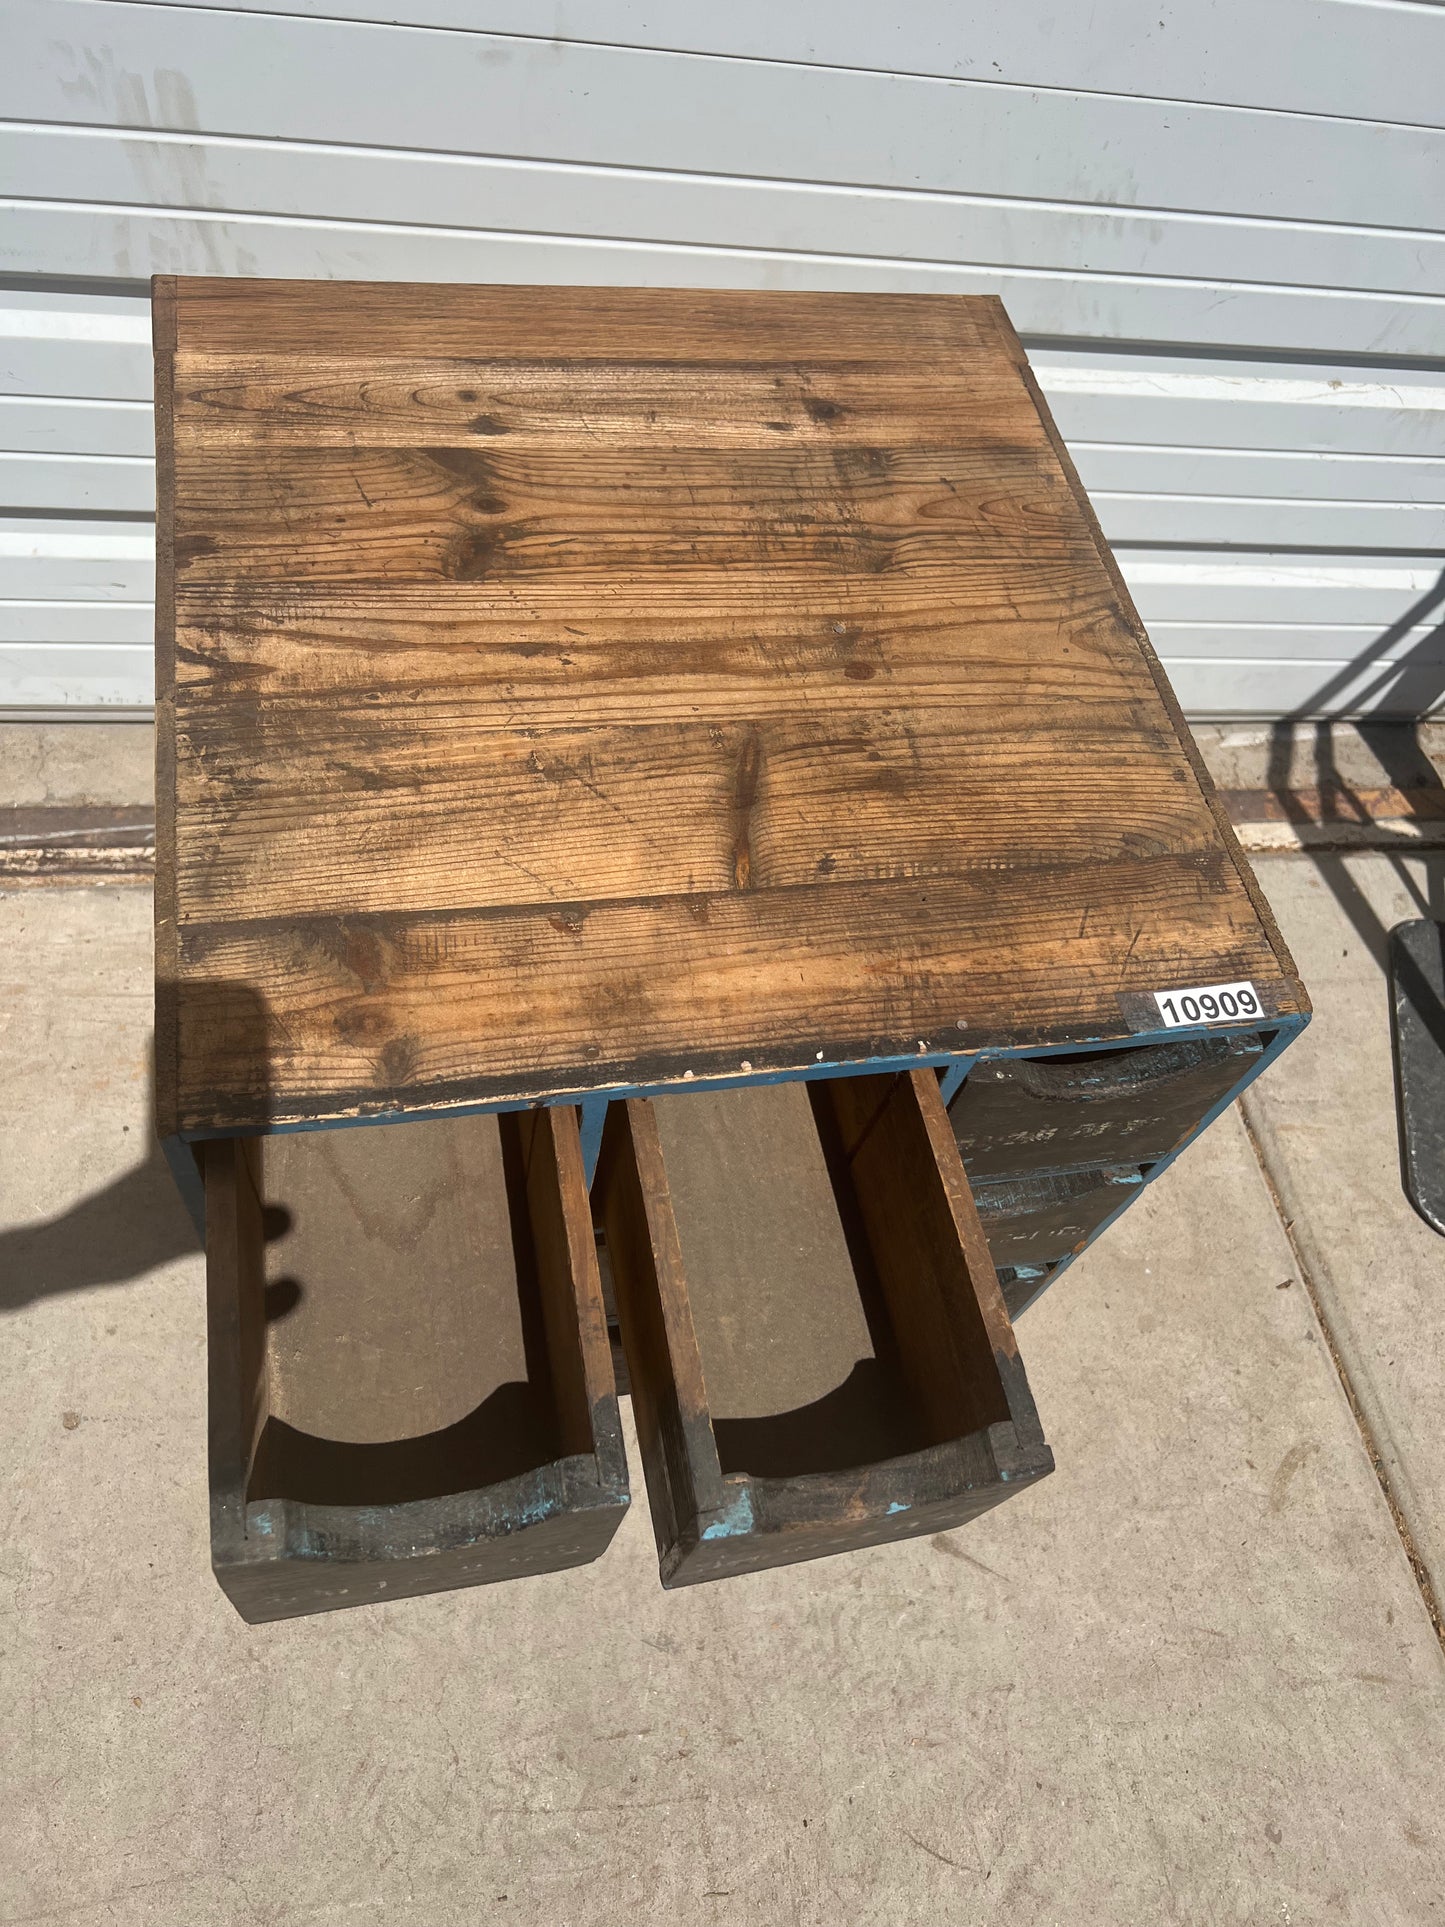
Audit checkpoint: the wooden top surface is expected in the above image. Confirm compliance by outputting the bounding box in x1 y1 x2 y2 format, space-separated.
153 280 1304 1138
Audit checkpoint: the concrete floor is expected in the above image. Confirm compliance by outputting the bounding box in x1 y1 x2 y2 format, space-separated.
0 721 155 809
4 746 1445 1920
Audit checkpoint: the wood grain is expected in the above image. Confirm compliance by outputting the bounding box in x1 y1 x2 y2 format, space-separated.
172 586 1138 717
165 282 1005 361
153 279 1306 1136
168 444 1086 580
521 1104 621 1461
174 854 1285 1132
171 358 1045 451
594 1097 723 1565
172 713 1212 923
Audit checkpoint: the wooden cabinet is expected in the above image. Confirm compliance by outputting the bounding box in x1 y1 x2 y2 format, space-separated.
154 278 1311 1610
204 1106 628 1623
594 1072 1052 1587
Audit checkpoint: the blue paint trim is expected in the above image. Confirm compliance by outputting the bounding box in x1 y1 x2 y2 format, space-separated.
1004 1012 1311 1319
177 1049 969 1142
161 1132 206 1240
937 1059 970 1106
701 1487 756 1541
951 1017 1280 1068
175 1013 1303 1147
579 1096 608 1189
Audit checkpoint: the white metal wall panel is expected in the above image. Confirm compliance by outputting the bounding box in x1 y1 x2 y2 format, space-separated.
3 0 1442 717
127 0 1445 125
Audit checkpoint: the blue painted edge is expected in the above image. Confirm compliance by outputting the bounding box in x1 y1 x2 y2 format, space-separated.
579 1095 608 1189
161 1131 206 1241
174 1018 1289 1145
938 1058 970 1106
1002 1011 1311 1319
176 1048 963 1142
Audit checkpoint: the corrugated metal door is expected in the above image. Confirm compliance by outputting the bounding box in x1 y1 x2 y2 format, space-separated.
4 0 1442 717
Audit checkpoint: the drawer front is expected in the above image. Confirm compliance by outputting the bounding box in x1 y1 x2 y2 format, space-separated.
972 1165 1145 1269
204 1106 628 1623
594 1071 1052 1589
951 1034 1265 1180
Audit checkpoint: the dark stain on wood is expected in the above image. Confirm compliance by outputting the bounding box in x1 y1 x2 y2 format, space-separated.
731 731 763 890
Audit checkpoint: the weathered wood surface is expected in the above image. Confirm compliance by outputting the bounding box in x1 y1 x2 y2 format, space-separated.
154 279 1305 1136
595 1071 1052 1587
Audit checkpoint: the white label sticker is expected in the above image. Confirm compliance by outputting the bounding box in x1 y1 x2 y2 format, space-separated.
1153 981 1262 1028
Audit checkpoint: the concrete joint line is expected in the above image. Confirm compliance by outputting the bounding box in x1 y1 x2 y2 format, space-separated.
1237 1097 1445 1656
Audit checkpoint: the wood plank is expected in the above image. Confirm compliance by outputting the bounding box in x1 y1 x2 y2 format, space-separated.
171 579 1131 714
520 1105 617 1458
202 1137 267 1534
153 275 181 1154
594 1097 723 1561
172 712 1208 922
821 1069 1017 1441
166 443 1078 582
170 282 1000 363
171 854 1294 1132
169 358 1037 452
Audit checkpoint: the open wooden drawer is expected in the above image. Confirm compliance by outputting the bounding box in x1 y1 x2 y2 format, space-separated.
204 1107 629 1623
594 1070 1052 1588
